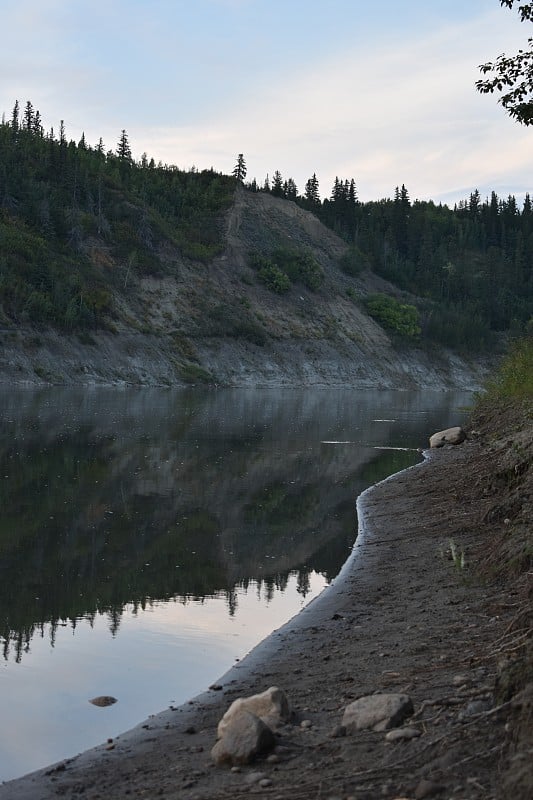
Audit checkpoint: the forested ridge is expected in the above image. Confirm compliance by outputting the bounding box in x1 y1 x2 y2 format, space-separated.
0 100 531 352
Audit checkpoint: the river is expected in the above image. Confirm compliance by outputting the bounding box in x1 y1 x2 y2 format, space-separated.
0 386 472 781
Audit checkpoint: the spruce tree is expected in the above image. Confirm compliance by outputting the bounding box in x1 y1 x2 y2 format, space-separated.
304 173 320 205
117 129 132 161
272 170 283 197
23 101 33 130
232 153 247 182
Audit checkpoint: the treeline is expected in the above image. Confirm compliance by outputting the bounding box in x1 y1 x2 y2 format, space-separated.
249 170 533 350
1 101 531 350
0 101 234 329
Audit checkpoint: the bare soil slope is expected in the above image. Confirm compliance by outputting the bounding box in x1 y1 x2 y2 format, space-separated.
0 190 490 389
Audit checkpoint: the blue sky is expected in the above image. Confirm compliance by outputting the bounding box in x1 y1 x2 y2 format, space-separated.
1 0 530 205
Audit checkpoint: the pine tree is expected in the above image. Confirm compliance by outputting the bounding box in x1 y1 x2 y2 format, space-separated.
11 100 19 133
232 153 247 182
304 173 320 205
23 101 33 130
286 178 298 200
117 129 132 161
32 110 43 137
271 170 283 197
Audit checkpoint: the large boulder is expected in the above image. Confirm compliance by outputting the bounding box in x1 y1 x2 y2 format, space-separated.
211 711 276 766
342 693 413 732
429 426 466 448
217 686 290 739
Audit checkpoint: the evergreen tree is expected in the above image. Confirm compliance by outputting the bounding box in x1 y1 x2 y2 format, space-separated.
232 153 247 182
285 177 298 200
304 173 320 205
23 101 34 130
271 170 283 197
10 100 19 132
117 129 132 161
32 110 43 137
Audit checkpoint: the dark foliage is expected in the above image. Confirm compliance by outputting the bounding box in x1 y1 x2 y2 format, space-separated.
0 105 234 329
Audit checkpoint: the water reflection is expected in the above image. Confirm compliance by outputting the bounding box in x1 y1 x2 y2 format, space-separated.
0 387 469 665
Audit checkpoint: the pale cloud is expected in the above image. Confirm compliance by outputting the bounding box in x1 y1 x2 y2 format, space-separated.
130 8 530 205
0 3 530 206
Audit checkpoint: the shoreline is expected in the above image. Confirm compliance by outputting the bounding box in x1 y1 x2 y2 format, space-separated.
0 439 517 799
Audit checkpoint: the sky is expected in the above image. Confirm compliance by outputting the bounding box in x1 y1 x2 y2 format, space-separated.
1 0 531 206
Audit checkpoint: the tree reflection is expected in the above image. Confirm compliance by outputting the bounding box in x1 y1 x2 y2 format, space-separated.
0 388 433 661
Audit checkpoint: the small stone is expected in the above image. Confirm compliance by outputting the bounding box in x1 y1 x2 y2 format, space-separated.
343 693 414 732
259 778 273 788
209 684 223 691
89 696 117 707
452 674 469 686
231 766 241 773
244 771 267 785
266 754 280 763
458 699 491 720
385 727 421 742
330 724 346 739
300 719 312 729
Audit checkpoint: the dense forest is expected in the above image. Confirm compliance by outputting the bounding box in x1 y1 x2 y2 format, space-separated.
252 170 533 349
0 100 531 351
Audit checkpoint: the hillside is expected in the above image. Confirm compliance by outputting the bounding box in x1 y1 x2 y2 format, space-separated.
0 185 490 389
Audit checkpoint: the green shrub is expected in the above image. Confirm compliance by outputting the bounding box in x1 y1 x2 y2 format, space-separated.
272 247 323 290
258 264 291 293
339 245 369 277
364 293 421 337
486 336 533 400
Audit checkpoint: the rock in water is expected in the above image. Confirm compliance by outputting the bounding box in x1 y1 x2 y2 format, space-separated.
89 696 117 707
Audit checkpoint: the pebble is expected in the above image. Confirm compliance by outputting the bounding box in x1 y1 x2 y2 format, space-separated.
89 696 117 707
458 699 492 720
452 674 470 686
259 778 273 788
244 771 267 785
330 724 346 739
300 719 312 729
266 754 280 764
385 727 421 742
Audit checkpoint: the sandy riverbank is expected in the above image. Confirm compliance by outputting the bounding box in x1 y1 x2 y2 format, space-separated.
1 411 531 800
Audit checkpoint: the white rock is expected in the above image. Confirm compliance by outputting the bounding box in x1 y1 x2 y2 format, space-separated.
211 712 275 766
429 426 466 448
342 693 414 732
385 727 421 742
217 686 290 739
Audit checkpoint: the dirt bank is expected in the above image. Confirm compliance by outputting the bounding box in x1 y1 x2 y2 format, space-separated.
1 404 531 800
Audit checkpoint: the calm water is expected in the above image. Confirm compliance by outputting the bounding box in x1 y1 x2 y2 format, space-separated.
0 387 472 781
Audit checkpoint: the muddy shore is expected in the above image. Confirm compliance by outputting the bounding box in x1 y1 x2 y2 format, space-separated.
1 423 530 800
